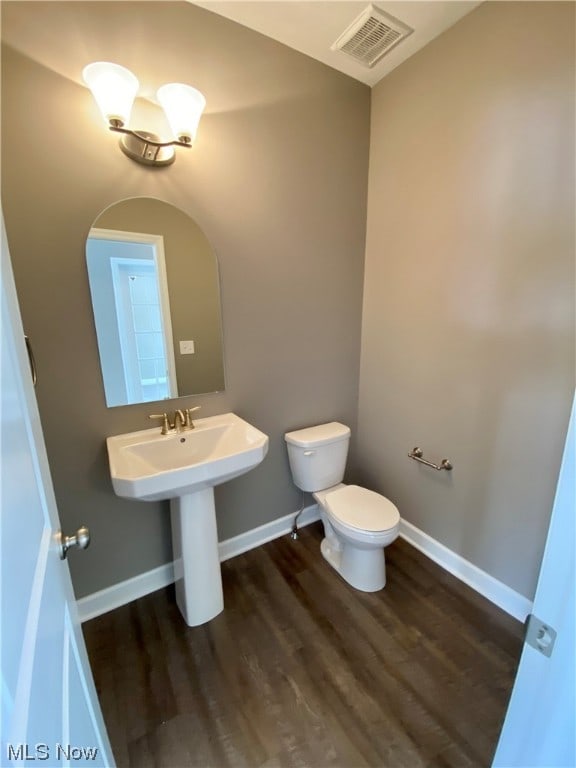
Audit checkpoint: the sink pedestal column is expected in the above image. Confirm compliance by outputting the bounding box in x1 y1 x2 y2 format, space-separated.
170 488 223 626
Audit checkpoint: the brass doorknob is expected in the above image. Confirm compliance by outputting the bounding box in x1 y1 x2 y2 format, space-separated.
57 525 90 560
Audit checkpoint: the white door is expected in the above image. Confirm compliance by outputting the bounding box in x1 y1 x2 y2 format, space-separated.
493 395 575 767
0 214 114 767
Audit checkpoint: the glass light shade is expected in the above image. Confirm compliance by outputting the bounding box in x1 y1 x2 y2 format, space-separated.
157 83 206 143
83 62 139 127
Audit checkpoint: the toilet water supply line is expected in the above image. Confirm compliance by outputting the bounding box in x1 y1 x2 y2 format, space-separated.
291 491 306 540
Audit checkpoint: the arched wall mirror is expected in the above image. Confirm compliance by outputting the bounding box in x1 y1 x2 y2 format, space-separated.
86 197 225 407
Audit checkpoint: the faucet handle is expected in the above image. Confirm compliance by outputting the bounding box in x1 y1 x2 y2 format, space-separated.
148 413 173 435
183 406 201 429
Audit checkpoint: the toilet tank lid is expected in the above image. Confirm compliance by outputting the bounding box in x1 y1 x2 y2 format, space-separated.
284 422 350 448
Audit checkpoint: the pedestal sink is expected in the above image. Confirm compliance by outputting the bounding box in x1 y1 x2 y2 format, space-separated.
107 413 268 626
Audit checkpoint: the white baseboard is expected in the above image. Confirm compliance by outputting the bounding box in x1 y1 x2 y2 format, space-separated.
77 561 176 624
77 506 531 624
399 519 533 622
218 503 320 562
77 504 320 623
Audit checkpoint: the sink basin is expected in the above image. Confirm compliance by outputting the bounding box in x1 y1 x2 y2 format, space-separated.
107 412 269 502
107 412 269 628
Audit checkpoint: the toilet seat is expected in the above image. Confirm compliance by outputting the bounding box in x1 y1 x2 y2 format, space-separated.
325 485 399 533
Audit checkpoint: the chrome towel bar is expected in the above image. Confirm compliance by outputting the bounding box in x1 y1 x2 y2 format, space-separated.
408 447 452 471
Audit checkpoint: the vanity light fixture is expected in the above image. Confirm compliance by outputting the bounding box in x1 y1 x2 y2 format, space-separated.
83 62 206 167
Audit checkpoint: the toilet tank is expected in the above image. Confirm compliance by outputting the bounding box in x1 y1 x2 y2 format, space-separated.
284 422 351 492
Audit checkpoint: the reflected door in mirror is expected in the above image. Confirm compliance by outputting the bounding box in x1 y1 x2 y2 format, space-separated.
87 230 177 406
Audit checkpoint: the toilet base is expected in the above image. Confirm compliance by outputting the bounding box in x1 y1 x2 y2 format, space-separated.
320 536 386 592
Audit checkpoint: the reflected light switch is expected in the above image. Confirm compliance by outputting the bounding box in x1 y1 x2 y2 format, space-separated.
179 340 195 355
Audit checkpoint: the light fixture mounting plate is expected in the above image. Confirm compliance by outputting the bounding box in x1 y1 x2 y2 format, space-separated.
119 131 175 167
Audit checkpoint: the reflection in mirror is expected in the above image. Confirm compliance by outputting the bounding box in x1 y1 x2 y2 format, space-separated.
87 229 178 404
86 198 225 407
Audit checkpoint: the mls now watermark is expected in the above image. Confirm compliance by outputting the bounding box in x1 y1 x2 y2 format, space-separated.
7 743 99 761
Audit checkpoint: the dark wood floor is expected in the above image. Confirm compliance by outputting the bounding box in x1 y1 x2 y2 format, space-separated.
83 522 523 768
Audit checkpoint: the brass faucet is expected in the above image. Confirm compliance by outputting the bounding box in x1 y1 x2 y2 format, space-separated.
149 407 201 434
174 410 186 431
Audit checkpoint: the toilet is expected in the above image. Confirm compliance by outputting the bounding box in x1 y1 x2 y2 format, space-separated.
284 422 400 592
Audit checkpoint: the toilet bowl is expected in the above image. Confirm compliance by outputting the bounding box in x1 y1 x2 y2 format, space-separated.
284 423 400 592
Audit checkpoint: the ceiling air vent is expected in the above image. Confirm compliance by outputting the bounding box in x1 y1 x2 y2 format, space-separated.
331 4 413 68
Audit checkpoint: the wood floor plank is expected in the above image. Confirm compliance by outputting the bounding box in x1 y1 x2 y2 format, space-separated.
83 522 523 767
241 544 432 765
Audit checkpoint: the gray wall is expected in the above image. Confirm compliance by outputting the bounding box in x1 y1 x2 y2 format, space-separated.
3 1 573 606
356 1 575 600
1 2 370 598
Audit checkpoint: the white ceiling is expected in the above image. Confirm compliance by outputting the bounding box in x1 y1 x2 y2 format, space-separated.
191 1 482 86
